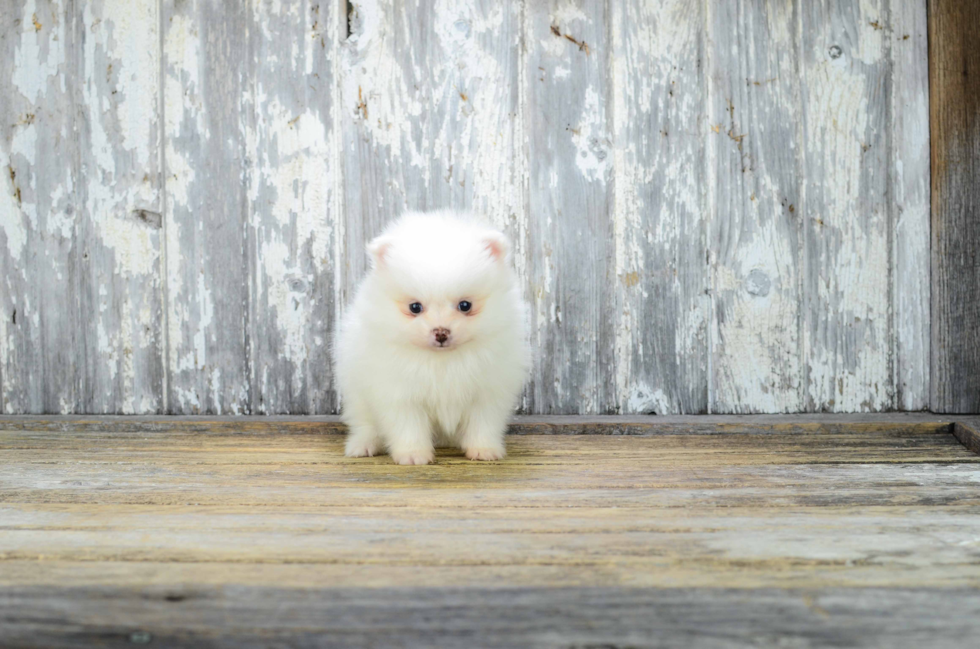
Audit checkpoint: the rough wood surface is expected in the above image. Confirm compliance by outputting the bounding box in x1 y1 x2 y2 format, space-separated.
2 587 979 649
247 0 340 414
801 0 891 412
525 0 615 414
0 0 78 413
1 1 934 415
1 421 979 645
707 0 802 413
611 0 708 415
76 0 165 414
929 0 980 413
161 0 250 414
892 0 930 411
953 419 980 455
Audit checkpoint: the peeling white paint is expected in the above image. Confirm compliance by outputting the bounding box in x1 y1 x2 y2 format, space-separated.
803 0 891 412
246 0 343 413
3 123 40 262
0 148 28 262
12 0 66 105
611 0 706 413
0 0 931 415
626 384 670 415
572 88 609 182
75 0 164 413
342 0 522 230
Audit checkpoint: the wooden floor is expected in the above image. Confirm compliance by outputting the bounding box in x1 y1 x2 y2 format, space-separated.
2 415 980 648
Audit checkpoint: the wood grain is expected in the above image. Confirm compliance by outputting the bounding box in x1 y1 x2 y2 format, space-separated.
0 0 78 413
75 0 164 414
801 0 892 412
161 0 250 414
953 419 980 455
525 0 615 414
3 586 978 649
246 0 340 414
706 0 803 413
929 0 980 413
1 421 980 644
892 0 930 411
1 425 978 577
611 0 708 414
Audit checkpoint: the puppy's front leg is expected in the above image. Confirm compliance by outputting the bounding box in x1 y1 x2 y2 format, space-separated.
381 404 435 465
460 399 510 461
343 395 382 457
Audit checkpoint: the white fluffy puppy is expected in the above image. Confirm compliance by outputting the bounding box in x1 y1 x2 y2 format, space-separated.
334 210 528 465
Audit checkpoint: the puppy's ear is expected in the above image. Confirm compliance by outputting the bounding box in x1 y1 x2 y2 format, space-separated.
483 231 510 263
366 236 392 269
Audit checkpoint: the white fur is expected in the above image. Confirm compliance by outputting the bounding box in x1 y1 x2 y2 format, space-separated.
334 210 528 465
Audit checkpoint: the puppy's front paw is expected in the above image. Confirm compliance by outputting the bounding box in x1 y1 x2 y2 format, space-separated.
464 447 505 461
345 443 379 458
345 427 381 458
391 449 435 465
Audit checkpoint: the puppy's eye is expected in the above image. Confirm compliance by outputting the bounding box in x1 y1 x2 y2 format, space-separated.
458 301 472 313
409 302 423 315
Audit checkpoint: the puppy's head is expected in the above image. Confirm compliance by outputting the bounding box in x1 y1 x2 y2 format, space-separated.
365 213 514 352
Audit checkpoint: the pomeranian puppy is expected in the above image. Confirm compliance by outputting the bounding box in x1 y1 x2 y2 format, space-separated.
334 210 528 465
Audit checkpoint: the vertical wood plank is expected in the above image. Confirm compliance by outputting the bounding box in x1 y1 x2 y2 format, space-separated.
0 0 78 413
162 0 250 414
706 0 803 413
801 0 892 411
525 0 614 413
340 0 524 302
930 0 980 413
75 0 164 413
610 0 707 414
891 0 930 411
247 0 340 414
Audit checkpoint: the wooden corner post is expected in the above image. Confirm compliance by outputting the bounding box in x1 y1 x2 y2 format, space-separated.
930 0 980 412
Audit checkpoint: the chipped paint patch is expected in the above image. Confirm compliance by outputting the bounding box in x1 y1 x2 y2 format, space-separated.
251 101 332 374
0 153 28 262
571 87 609 182
626 384 670 414
12 0 66 105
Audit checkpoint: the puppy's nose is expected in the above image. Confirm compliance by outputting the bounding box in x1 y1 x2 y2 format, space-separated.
433 327 450 344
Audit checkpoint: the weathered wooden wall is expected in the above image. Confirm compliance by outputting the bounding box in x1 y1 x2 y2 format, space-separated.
0 0 931 414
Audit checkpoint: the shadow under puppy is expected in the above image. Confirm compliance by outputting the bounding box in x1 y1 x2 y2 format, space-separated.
334 211 528 465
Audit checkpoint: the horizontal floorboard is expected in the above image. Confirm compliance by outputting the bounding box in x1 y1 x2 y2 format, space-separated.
2 587 979 649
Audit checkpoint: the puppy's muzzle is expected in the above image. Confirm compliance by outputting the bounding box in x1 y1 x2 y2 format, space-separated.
432 327 451 347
